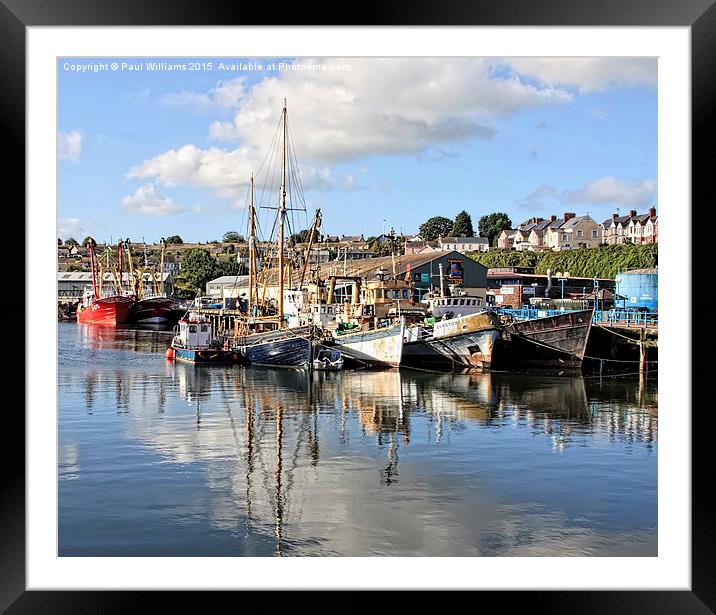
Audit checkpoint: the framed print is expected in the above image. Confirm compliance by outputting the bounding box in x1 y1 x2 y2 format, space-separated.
3 0 708 609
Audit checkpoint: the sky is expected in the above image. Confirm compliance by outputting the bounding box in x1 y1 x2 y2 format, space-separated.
57 57 657 244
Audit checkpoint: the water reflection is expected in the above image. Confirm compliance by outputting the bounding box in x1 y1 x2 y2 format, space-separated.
58 324 657 556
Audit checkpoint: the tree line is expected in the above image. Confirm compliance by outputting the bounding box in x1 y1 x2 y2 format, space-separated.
418 212 511 246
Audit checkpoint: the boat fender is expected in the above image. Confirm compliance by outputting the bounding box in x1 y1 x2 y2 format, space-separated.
232 353 238 361
165 347 175 361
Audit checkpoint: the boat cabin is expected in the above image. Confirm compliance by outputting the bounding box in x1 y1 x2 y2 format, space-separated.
428 295 485 318
175 314 213 349
357 279 414 319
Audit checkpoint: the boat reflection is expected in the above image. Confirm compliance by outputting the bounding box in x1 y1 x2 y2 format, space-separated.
60 358 657 556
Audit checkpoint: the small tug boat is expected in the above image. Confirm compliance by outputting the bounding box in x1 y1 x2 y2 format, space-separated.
313 348 344 370
168 312 242 364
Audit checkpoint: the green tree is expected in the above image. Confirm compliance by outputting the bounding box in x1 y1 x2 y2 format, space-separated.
215 257 243 277
222 231 244 243
165 235 183 244
478 213 512 247
81 236 93 247
452 210 474 237
418 216 454 241
64 237 79 246
176 249 217 295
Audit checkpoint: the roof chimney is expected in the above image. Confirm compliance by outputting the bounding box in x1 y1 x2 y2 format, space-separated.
629 210 637 218
550 215 557 222
564 212 576 221
649 207 656 217
612 213 618 220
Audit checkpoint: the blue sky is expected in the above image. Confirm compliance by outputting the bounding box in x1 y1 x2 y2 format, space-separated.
57 57 657 243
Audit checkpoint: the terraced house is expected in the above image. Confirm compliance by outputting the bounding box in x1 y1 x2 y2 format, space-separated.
602 207 658 245
498 213 602 251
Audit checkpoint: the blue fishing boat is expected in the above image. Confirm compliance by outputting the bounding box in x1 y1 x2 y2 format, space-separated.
169 313 242 364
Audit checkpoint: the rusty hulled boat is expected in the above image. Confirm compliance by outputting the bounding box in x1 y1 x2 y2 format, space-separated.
403 310 502 370
492 309 593 371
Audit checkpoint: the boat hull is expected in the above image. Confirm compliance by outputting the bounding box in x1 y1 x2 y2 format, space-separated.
130 297 179 325
235 327 313 368
493 309 593 371
77 296 134 325
173 347 241 364
414 328 501 370
331 320 404 367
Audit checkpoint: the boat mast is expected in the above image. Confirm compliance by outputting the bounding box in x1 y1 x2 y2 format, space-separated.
159 238 166 297
124 240 135 297
277 99 287 328
299 209 321 288
117 240 124 295
248 173 257 311
88 238 99 298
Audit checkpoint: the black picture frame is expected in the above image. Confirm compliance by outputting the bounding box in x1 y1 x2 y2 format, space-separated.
3 0 706 609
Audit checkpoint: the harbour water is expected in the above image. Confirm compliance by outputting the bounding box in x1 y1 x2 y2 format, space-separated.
59 323 657 557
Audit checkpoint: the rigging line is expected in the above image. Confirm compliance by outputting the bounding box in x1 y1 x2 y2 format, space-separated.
286 114 308 209
256 112 282 214
257 129 280 231
253 112 283 181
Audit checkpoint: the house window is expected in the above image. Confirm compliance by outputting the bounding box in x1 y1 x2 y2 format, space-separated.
577 230 583 237
592 230 598 238
562 234 568 241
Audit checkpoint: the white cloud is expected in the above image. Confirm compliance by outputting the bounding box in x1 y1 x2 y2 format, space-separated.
58 217 85 239
562 176 657 207
131 58 575 197
160 78 246 111
130 58 656 205
127 143 335 197
207 58 570 162
122 185 185 216
58 130 82 162
504 58 657 93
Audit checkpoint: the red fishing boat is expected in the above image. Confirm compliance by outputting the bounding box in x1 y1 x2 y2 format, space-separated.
77 293 135 325
76 239 135 325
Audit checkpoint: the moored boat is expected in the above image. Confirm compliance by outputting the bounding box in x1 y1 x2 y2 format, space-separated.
77 292 134 325
76 239 135 325
403 310 502 370
125 239 180 327
234 325 314 369
331 318 405 367
169 313 242 364
130 295 178 326
492 308 593 371
221 101 314 369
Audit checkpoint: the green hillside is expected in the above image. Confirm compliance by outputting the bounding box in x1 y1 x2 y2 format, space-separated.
467 243 657 279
